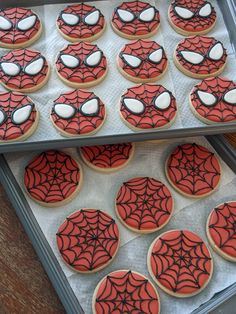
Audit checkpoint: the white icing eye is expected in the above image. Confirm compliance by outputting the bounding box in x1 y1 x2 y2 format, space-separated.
199 3 212 18
61 13 79 26
0 62 21 76
54 103 76 119
154 92 171 110
121 54 142 68
179 51 204 65
123 98 145 114
12 104 33 125
0 15 12 30
223 88 236 105
117 9 135 22
85 51 102 67
0 109 6 125
60 54 80 68
84 10 100 26
148 48 163 64
174 6 194 19
197 90 217 106
17 15 37 31
24 57 44 76
208 42 224 61
80 98 99 116
139 7 155 22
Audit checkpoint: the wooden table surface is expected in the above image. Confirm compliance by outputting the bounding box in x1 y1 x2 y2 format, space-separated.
0 135 235 314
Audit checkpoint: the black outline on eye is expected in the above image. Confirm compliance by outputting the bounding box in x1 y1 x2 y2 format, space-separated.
53 103 76 119
178 50 204 65
12 103 34 125
24 56 45 76
0 108 8 126
0 14 13 31
122 97 145 115
60 53 80 68
60 8 102 26
84 9 100 26
80 97 100 116
139 7 156 22
153 91 172 111
16 14 37 31
116 5 157 23
120 53 142 68
116 8 135 23
148 48 164 64
60 12 80 26
223 88 236 106
198 2 213 18
173 1 213 20
84 50 103 67
207 42 224 61
0 61 21 76
196 90 218 107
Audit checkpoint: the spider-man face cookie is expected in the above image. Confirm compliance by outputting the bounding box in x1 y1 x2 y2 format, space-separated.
120 83 177 130
174 36 227 79
51 89 106 137
111 1 160 39
169 0 216 36
0 91 38 142
0 49 50 93
57 3 105 42
190 77 236 124
118 39 168 83
56 42 107 88
0 7 42 48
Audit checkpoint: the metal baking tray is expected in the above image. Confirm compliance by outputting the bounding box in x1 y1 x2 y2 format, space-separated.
0 0 236 153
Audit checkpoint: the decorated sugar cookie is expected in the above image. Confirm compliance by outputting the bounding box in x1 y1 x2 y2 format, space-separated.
147 230 213 297
115 177 173 233
24 150 82 207
55 42 107 88
80 143 134 173
51 89 106 137
190 77 236 124
111 1 160 39
93 270 160 314
207 201 236 262
0 49 50 93
166 143 221 198
0 7 42 48
0 91 39 142
118 39 168 83
174 36 227 79
57 3 105 42
168 0 217 36
57 209 119 273
120 83 177 130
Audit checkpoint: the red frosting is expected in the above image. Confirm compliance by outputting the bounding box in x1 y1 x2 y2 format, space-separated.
24 150 81 204
149 230 212 295
208 201 236 259
94 270 160 313
118 39 168 80
116 177 173 232
120 83 177 129
166 143 221 197
0 91 37 141
56 209 119 272
51 89 105 135
191 77 236 123
0 7 41 45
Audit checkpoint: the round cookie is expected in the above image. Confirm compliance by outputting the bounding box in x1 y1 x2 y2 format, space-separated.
111 1 160 40
0 49 50 93
118 39 168 83
166 143 221 198
174 36 227 79
24 150 82 207
120 83 177 130
56 209 119 273
190 77 236 124
80 143 135 173
57 3 105 42
115 177 174 233
93 270 160 314
51 89 106 137
55 42 107 88
207 201 236 262
147 229 213 297
168 0 217 36
0 91 39 142
0 7 42 48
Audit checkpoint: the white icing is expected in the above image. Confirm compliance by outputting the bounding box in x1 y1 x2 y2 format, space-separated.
0 110 5 125
84 10 100 26
86 51 102 67
54 103 75 119
180 51 204 65
197 90 217 106
17 15 37 31
60 54 80 68
81 98 99 115
199 3 212 17
61 13 79 26
139 7 155 22
224 88 236 105
117 9 134 22
123 98 144 114
154 92 171 110
174 6 194 19
0 62 20 76
148 48 163 63
24 57 44 75
208 42 224 61
122 54 142 68
12 105 33 124
0 15 12 30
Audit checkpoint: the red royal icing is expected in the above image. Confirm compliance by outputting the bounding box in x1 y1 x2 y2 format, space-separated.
149 230 212 295
56 209 119 272
24 150 81 204
166 143 221 196
95 270 160 313
116 177 173 232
